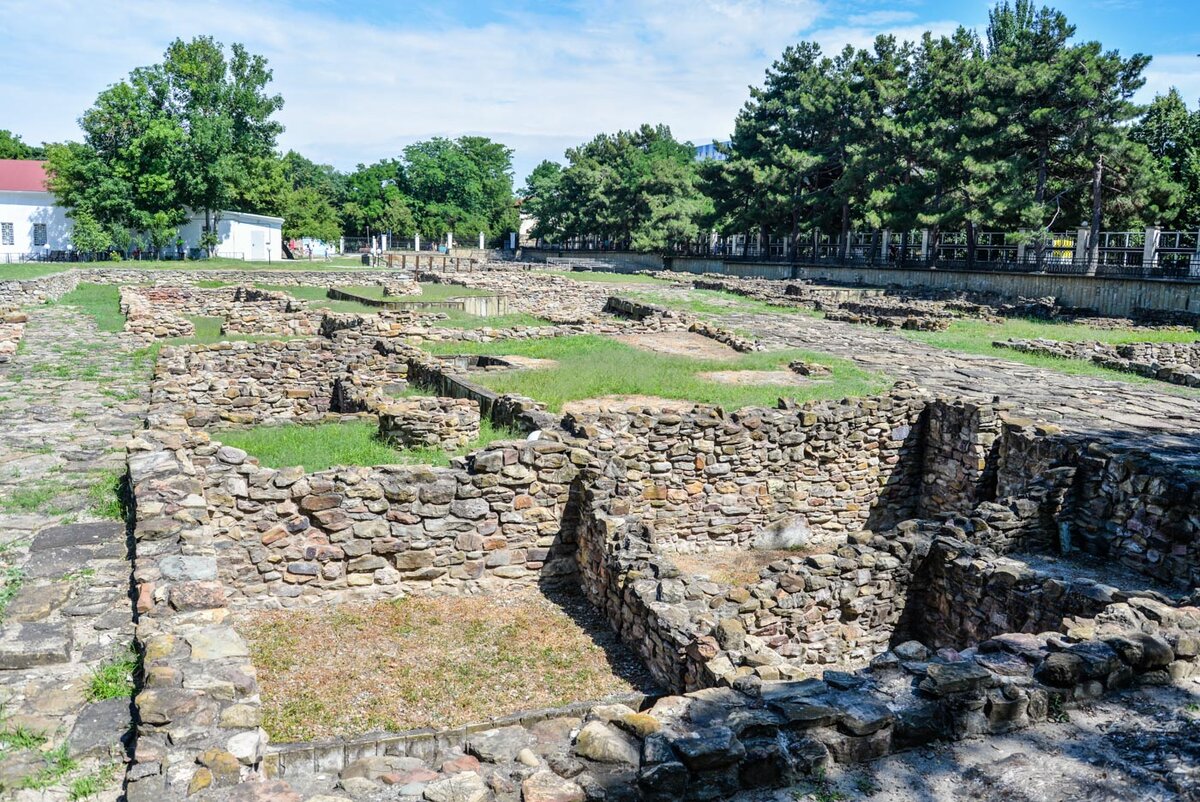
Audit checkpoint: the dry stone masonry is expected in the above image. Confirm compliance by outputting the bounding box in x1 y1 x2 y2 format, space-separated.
998 338 1200 388
378 396 482 451
0 307 27 363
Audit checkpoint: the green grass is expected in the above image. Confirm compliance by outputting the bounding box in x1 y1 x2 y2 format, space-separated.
546 270 673 284
254 284 379 314
905 318 1200 394
68 763 119 801
630 287 823 318
341 282 494 301
216 418 525 471
419 335 889 411
86 470 127 521
0 723 48 751
55 283 125 332
0 481 70 514
0 566 26 620
19 743 77 791
86 645 138 702
0 264 72 281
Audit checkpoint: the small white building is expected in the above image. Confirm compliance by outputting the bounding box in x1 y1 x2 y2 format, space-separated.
0 159 283 261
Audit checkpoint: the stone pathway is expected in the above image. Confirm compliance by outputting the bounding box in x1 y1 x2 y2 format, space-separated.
0 305 146 800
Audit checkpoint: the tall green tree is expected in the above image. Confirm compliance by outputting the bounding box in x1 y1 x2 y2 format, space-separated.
0 130 44 160
1133 89 1200 228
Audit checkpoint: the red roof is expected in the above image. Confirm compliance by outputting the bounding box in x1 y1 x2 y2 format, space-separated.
0 159 49 192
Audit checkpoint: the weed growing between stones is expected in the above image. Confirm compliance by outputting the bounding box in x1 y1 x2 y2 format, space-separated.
85 470 128 521
19 742 78 791
0 723 47 751
67 761 119 801
85 644 139 702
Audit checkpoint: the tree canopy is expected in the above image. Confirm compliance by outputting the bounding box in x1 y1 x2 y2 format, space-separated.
0 130 45 160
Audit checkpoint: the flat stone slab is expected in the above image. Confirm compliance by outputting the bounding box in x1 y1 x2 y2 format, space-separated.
68 697 132 759
30 521 125 552
0 622 73 669
4 581 72 621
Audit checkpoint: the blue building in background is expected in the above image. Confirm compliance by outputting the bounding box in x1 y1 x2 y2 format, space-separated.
694 141 730 161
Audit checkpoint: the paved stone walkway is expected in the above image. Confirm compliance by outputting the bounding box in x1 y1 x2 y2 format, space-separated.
0 305 146 800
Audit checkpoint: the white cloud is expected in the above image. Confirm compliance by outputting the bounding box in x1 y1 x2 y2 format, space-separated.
1139 54 1200 105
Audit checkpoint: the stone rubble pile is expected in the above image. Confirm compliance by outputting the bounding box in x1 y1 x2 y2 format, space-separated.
0 307 28 362
378 396 482 451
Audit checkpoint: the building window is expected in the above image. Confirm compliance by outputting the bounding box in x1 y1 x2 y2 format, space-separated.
1 223 12 246
32 223 47 247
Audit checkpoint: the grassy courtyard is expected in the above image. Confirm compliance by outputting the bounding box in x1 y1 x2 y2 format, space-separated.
237 590 653 741
420 334 889 411
215 418 523 471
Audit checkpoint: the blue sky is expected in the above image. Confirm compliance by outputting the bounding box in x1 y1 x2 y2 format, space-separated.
1 0 1197 183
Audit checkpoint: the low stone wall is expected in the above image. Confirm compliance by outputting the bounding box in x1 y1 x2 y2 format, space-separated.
919 398 1004 516
0 270 80 307
121 285 322 340
155 335 410 427
126 414 268 802
200 437 584 604
378 396 481 450
997 337 1200 387
0 308 28 363
120 287 195 339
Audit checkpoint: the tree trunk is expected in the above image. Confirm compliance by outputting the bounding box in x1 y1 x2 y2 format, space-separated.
1088 154 1104 265
1034 143 1049 271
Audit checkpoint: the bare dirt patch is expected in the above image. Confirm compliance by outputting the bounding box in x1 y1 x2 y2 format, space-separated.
669 548 818 586
562 395 695 416
234 589 658 742
615 331 741 360
495 354 559 370
698 369 815 386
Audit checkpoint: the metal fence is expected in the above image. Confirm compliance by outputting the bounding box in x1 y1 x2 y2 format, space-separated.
655 227 1200 281
1 250 247 264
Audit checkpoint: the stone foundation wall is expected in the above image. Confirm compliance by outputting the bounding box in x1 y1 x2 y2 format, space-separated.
154 335 409 427
199 437 585 605
570 386 930 550
121 285 321 339
919 398 1004 516
378 396 481 450
0 270 80 307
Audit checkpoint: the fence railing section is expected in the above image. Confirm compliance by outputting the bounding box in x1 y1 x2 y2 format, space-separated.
653 226 1200 281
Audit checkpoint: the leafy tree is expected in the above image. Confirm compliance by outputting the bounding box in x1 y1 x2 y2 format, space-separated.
532 125 707 251
0 130 44 160
67 210 111 256
46 36 284 255
1133 89 1200 228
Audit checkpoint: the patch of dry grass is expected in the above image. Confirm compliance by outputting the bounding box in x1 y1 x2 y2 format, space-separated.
236 590 654 742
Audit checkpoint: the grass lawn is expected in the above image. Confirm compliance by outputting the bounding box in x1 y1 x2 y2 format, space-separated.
55 283 125 332
419 335 890 411
253 284 379 314
340 283 494 301
215 418 524 471
0 264 73 281
546 270 673 284
630 287 823 318
237 590 653 741
904 318 1200 394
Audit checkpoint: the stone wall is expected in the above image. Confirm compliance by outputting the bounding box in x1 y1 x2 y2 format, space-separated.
120 285 321 340
378 396 481 450
998 338 1200 388
154 335 409 427
194 435 585 605
918 398 1004 516
0 270 81 307
569 386 930 550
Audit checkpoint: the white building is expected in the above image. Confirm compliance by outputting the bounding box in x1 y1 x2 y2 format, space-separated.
0 159 283 261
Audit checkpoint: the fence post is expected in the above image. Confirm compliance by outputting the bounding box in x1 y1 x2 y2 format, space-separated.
920 229 930 268
1191 229 1200 279
880 230 891 266
1016 231 1027 265
1075 226 1096 275
1143 225 1160 272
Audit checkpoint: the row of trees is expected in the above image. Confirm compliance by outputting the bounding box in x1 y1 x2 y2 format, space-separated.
20 37 519 254
525 1 1200 257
